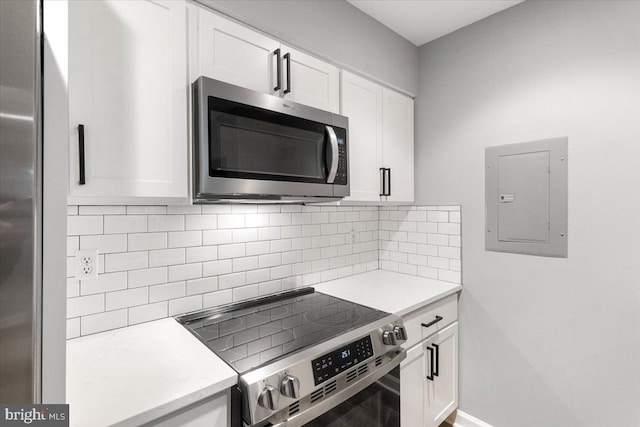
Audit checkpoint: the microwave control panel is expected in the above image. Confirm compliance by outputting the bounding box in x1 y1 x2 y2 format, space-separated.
335 137 347 185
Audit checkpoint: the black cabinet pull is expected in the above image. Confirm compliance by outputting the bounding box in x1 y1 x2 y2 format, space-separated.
78 124 86 185
283 52 291 94
274 49 281 91
379 167 385 196
426 345 435 381
433 343 439 377
385 168 391 196
421 315 443 329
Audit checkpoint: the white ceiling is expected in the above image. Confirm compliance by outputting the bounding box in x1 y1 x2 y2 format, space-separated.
347 0 524 46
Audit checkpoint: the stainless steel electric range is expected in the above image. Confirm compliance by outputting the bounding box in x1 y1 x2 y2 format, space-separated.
177 287 407 427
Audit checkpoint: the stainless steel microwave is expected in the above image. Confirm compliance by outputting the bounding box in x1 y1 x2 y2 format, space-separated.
192 77 349 202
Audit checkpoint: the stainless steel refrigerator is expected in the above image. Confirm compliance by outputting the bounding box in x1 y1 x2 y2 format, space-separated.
0 0 43 403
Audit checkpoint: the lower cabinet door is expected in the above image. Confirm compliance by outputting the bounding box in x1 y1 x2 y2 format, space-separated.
151 391 228 427
424 322 459 427
400 343 425 427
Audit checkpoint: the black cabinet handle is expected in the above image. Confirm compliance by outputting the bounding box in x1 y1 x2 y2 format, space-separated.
274 49 281 91
379 167 385 196
385 168 391 196
283 52 291 94
433 343 439 377
78 124 86 185
426 345 435 381
421 315 443 329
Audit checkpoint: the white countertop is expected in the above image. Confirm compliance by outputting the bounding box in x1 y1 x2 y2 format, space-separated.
314 270 461 317
66 317 237 427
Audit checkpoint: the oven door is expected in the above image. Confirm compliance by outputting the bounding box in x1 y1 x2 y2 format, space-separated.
193 77 349 201
302 365 400 427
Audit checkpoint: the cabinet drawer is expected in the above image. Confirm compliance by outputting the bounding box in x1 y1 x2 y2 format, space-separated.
402 293 458 349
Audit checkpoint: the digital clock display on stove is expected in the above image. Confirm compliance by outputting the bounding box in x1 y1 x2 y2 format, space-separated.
311 335 374 386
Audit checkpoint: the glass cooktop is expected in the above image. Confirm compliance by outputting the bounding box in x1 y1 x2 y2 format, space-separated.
177 288 389 373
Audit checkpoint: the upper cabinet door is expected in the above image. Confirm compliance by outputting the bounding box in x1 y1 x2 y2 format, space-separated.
382 88 414 203
340 71 383 202
281 45 340 113
68 0 188 201
193 5 279 94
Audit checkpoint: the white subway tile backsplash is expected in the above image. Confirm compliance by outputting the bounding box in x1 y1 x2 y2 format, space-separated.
168 295 203 316
149 281 186 303
218 214 245 229
81 234 127 253
128 232 167 251
438 222 460 235
233 256 259 272
127 206 167 215
104 251 148 273
149 248 185 267
106 287 148 310
128 267 167 288
186 245 218 263
168 263 202 282
202 229 233 245
128 302 168 325
67 294 104 318
68 216 103 236
67 278 80 298
79 206 126 215
67 236 79 256
186 277 218 296
168 231 202 248
81 309 127 335
219 243 246 259
148 215 184 232
203 260 233 277
104 215 146 234
67 318 80 339
185 215 217 231
203 289 233 308
80 272 127 295
66 204 460 338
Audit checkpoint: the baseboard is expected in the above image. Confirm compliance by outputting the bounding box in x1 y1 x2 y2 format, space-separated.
445 409 494 427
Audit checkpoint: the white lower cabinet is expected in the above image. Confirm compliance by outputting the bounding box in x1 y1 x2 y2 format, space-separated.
149 391 228 427
400 322 459 427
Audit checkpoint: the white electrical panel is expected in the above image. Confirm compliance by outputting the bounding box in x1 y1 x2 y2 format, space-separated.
485 137 568 258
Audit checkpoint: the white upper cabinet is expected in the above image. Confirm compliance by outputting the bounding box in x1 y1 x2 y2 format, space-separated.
68 0 188 202
341 71 414 204
281 45 340 113
382 88 414 203
191 4 279 95
189 5 339 112
341 71 383 202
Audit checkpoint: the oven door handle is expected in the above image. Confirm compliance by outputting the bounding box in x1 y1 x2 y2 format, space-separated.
270 349 406 427
325 126 339 184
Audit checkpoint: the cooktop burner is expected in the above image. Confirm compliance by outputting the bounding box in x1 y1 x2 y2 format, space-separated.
177 288 389 373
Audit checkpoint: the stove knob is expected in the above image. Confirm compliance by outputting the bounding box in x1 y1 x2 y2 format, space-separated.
382 330 398 346
281 374 301 399
394 326 408 342
258 385 279 411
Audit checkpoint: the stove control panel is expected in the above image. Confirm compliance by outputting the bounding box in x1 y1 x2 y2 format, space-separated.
311 335 374 386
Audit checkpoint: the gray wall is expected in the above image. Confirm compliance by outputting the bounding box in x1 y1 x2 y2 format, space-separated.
200 0 418 95
415 1 640 426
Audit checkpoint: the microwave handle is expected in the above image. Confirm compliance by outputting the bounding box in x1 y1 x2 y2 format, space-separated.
325 126 339 183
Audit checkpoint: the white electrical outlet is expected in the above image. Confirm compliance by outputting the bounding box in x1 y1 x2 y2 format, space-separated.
75 249 99 279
